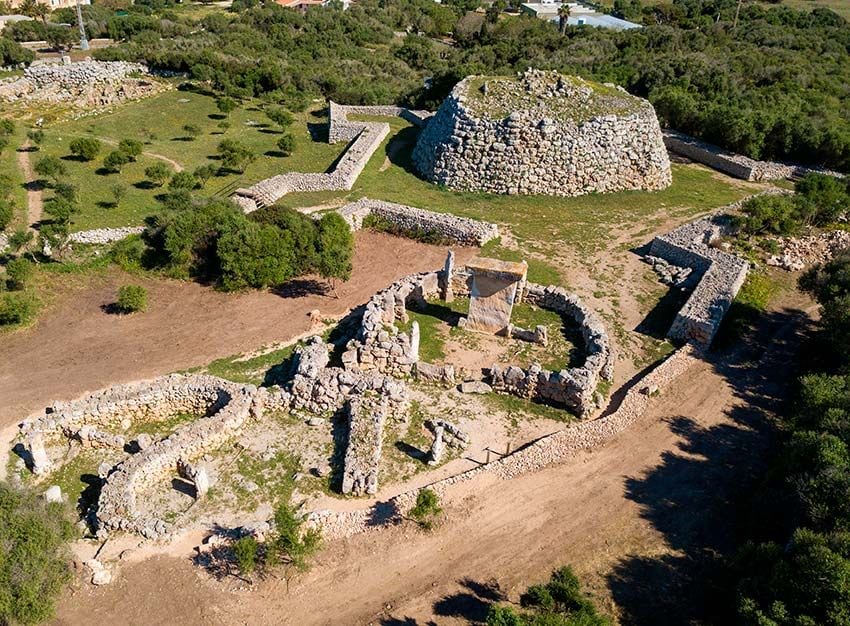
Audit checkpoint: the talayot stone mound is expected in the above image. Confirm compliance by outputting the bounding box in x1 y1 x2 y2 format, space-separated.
412 69 672 197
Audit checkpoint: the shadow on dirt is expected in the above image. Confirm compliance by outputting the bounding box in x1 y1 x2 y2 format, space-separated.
606 306 813 625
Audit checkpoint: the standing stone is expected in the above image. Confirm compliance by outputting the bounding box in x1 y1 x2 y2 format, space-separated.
464 257 527 335
27 434 50 475
193 467 210 499
442 250 455 302
428 425 445 466
409 321 420 363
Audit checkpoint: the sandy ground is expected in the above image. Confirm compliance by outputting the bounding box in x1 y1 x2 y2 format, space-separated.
51 288 813 626
0 231 474 428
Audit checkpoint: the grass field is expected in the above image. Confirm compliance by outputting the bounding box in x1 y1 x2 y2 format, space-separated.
1 126 29 229
42 88 340 231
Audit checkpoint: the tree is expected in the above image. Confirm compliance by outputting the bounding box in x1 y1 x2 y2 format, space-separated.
0 482 74 625
215 95 237 117
8 229 34 255
5 257 33 290
117 138 143 161
111 182 128 207
116 284 148 312
168 171 199 191
144 162 173 187
53 182 77 203
45 25 76 52
216 222 295 290
34 156 66 185
316 212 353 295
217 139 255 173
270 502 321 573
182 124 202 139
276 132 295 156
26 128 44 149
103 150 130 173
192 164 217 188
69 137 102 161
43 196 77 227
264 106 294 130
558 3 571 35
249 206 317 275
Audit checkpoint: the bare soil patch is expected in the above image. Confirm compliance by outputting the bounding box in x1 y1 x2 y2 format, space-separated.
0 231 474 429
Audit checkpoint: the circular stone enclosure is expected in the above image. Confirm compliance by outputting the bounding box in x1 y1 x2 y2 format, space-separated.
412 69 672 197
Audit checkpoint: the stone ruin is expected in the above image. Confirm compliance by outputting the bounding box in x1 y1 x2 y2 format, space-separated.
340 253 614 417
0 59 166 108
412 68 672 197
461 257 528 334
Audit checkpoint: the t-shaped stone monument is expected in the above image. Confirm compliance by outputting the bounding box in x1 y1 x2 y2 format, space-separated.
462 257 528 334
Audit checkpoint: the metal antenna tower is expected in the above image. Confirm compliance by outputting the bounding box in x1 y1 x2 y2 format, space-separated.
75 0 89 51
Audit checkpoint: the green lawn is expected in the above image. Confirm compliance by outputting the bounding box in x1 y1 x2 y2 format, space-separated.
44 88 341 231
1 125 29 230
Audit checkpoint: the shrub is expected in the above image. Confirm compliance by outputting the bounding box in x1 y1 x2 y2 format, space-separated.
217 222 294 290
116 284 148 313
271 502 320 572
68 137 102 161
250 205 318 274
117 138 143 160
53 182 77 203
276 132 296 156
265 106 294 129
182 124 202 139
6 257 33 290
217 139 255 173
316 212 353 293
168 171 200 191
233 535 260 578
34 156 66 184
103 150 130 173
26 129 44 148
215 95 237 116
0 483 74 626
144 162 173 186
192 164 217 188
409 488 442 530
109 234 146 271
0 292 37 326
0 200 12 232
736 195 801 236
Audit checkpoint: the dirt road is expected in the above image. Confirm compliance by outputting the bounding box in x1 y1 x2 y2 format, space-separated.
16 142 43 230
0 232 473 427
52 297 811 626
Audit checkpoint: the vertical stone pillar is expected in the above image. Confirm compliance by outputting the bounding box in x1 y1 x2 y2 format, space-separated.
409 321 420 363
27 434 51 475
428 425 445 466
442 250 455 302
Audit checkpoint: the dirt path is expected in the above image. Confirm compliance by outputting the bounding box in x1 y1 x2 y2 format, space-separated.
51 293 812 626
17 142 43 230
0 232 473 428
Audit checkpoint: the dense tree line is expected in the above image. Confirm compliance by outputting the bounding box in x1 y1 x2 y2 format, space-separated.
729 250 850 625
3 0 830 171
122 200 353 292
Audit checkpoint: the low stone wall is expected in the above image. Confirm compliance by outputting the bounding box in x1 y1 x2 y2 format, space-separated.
664 130 845 182
69 226 145 245
488 283 615 417
649 213 749 345
310 343 700 540
343 268 613 417
337 198 499 246
340 392 387 495
233 101 432 213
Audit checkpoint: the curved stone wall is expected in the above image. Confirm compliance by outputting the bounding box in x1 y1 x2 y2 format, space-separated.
412 69 671 197
342 265 613 417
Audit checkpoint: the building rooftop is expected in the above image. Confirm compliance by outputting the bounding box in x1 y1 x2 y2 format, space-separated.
520 1 642 30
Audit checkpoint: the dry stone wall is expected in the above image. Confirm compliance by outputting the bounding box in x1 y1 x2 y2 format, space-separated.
649 213 749 345
0 60 166 107
412 69 671 197
664 130 845 182
338 198 499 246
233 102 431 213
340 392 388 495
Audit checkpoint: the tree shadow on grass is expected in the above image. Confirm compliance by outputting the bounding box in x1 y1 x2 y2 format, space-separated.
607 307 813 625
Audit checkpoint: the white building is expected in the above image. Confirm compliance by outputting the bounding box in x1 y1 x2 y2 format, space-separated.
520 1 641 30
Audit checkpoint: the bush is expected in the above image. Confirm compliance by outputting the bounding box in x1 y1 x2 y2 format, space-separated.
117 138 143 160
265 106 294 129
0 292 37 326
103 150 130 173
217 139 255 173
34 156 66 184
6 257 33 291
0 483 74 626
233 535 260 578
276 132 296 156
68 137 102 161
0 200 12 232
409 488 442 530
271 502 320 572
217 222 295 290
168 171 200 191
116 284 148 313
736 195 801 236
144 162 173 186
249 205 318 274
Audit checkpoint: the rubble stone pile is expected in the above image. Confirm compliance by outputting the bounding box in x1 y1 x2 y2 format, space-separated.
768 230 850 271
412 69 671 197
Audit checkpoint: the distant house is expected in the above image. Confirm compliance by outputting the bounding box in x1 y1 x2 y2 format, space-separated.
0 14 32 32
275 0 350 11
520 1 641 30
8 0 90 9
